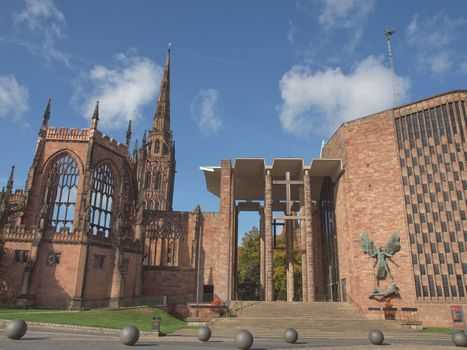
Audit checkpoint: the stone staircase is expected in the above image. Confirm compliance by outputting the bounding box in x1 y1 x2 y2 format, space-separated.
174 301 446 340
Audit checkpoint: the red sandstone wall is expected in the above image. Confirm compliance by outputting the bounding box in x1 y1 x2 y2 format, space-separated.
121 251 143 298
142 268 195 300
31 242 83 308
323 111 416 313
200 211 225 299
82 246 115 301
175 212 197 268
0 242 31 304
416 303 467 327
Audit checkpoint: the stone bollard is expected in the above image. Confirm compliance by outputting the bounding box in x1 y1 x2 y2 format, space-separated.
452 331 467 347
284 328 298 343
368 329 384 345
120 325 140 346
197 326 212 342
234 329 254 350
5 320 27 340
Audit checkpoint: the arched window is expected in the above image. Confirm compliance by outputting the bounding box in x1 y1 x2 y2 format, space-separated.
90 164 114 238
49 155 80 233
155 140 160 154
167 241 176 266
154 171 162 190
163 144 168 155
144 171 150 190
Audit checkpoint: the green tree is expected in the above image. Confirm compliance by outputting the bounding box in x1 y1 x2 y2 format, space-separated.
237 227 260 300
237 227 302 301
273 232 302 301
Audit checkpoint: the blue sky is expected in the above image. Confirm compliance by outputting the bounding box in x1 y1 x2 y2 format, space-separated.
1 0 467 236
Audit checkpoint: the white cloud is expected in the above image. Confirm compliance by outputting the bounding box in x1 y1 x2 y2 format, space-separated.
318 0 374 30
461 60 467 75
278 55 410 136
14 0 69 65
287 20 296 45
317 0 374 52
190 88 223 135
73 52 162 130
0 75 29 123
406 13 466 75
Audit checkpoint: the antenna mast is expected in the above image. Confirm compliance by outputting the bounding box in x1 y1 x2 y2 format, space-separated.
384 28 399 107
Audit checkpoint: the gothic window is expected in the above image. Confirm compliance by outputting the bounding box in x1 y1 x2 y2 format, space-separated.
93 254 105 268
49 154 80 233
163 144 168 155
167 241 176 266
90 164 114 238
144 171 150 190
143 214 181 267
154 171 162 190
14 250 29 263
155 140 160 154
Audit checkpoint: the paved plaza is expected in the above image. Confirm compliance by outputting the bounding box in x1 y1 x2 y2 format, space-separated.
0 325 456 350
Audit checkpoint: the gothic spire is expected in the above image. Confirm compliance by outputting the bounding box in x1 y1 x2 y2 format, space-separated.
152 45 171 131
126 120 132 148
91 101 99 130
142 130 147 145
5 165 15 195
133 139 139 158
42 99 51 127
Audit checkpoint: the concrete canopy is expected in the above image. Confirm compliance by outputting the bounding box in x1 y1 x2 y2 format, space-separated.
200 158 343 203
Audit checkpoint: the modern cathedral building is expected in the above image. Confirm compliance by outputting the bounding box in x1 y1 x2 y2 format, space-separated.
0 47 466 327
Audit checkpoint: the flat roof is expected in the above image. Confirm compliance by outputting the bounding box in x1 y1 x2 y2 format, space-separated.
200 158 343 202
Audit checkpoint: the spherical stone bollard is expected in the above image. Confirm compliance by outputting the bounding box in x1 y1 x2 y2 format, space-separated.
197 326 211 342
120 325 140 346
284 328 298 344
368 329 384 345
452 331 467 347
5 319 27 340
234 329 254 350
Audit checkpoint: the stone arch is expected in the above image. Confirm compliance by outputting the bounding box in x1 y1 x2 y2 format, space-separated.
41 149 84 175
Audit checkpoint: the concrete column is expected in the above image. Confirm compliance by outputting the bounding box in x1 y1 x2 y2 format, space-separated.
265 169 273 301
304 170 314 300
299 188 308 302
259 208 265 300
285 219 294 302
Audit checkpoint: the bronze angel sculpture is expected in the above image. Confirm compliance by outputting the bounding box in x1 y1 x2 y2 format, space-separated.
361 232 401 299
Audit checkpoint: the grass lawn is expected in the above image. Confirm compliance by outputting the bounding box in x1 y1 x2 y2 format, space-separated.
422 327 456 334
0 306 186 334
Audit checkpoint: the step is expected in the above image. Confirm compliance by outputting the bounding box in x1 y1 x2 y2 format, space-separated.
177 301 422 339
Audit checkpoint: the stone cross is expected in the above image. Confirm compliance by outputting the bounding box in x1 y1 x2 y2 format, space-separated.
273 171 303 215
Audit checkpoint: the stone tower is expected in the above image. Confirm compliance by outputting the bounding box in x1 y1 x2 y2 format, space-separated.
138 47 176 212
